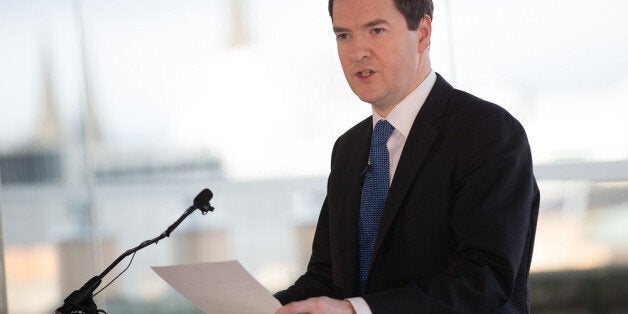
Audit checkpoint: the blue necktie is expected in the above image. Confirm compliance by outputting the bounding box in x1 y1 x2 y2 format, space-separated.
358 119 394 295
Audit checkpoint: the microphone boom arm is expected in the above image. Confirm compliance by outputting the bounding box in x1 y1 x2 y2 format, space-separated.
55 188 214 314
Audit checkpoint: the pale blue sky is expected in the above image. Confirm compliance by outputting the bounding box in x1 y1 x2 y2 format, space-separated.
1 0 627 178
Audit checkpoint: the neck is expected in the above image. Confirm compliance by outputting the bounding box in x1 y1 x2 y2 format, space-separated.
373 62 432 118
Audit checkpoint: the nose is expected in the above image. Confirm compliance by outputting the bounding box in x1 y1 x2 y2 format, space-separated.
348 36 371 62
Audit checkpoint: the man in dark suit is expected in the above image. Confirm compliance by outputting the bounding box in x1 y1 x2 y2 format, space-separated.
275 0 539 313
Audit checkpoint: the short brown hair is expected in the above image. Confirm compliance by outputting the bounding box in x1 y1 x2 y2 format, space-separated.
328 0 433 30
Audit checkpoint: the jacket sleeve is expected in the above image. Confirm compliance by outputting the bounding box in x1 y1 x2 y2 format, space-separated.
274 138 345 304
274 195 348 304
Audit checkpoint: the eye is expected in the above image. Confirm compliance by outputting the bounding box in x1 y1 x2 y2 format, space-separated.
372 28 386 35
336 33 350 41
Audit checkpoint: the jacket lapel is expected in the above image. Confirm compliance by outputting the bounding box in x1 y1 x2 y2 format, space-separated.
371 74 453 265
337 118 372 296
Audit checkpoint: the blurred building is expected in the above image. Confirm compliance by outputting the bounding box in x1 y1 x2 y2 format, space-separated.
1 0 628 313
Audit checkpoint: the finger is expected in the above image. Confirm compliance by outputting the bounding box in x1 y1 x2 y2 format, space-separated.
276 300 312 314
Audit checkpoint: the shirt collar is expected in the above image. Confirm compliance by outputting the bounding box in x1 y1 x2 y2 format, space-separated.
372 70 437 137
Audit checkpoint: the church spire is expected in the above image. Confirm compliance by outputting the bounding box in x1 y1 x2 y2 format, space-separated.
228 0 250 47
33 47 63 148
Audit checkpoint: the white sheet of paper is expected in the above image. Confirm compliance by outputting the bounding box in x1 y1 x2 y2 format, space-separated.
152 260 282 314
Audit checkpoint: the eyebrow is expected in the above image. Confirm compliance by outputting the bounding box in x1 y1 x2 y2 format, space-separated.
333 18 390 33
364 19 389 28
333 26 350 33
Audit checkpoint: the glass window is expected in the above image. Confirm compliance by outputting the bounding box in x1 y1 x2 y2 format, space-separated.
1 0 627 313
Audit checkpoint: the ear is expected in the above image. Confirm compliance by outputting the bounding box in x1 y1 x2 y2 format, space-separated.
417 15 432 53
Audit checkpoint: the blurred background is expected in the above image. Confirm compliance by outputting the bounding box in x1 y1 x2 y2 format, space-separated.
1 0 627 313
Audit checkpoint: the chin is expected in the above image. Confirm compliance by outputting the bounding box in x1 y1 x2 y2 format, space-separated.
352 89 377 102
358 94 381 106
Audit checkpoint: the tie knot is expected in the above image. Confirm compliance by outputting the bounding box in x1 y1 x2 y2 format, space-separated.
372 119 394 146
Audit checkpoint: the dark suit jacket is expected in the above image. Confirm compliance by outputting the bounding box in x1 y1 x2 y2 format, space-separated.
275 74 540 313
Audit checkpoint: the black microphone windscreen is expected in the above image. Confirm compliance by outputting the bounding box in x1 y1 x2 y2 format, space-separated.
193 188 213 209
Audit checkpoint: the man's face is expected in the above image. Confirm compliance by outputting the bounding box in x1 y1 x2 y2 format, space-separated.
332 0 428 115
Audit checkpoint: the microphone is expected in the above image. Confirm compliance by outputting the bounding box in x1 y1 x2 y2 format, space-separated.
194 188 214 214
55 188 215 314
361 161 371 177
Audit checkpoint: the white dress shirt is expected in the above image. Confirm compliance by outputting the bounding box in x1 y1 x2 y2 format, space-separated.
347 70 437 314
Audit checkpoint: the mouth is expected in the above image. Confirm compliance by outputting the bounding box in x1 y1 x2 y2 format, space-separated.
355 69 375 79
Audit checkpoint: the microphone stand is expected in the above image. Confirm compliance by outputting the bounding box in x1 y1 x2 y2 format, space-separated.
54 189 215 314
